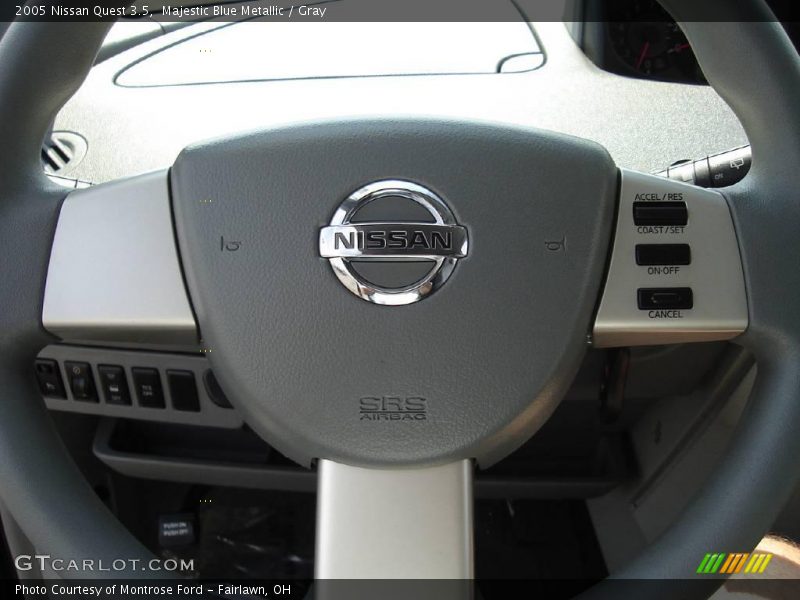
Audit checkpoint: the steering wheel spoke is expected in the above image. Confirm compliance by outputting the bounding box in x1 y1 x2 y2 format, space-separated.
42 171 198 347
593 169 748 347
315 459 474 580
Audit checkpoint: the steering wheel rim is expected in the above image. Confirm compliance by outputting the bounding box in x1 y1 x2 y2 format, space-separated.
0 1 798 594
603 1 800 584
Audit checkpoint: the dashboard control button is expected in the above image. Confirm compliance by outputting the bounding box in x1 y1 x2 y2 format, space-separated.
167 370 200 412
35 359 66 399
64 361 97 402
709 147 751 188
132 368 165 408
159 514 196 548
98 365 131 405
203 370 232 409
635 244 691 266
637 287 693 310
632 201 688 226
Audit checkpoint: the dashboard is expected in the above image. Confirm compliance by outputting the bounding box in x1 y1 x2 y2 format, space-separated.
50 19 747 187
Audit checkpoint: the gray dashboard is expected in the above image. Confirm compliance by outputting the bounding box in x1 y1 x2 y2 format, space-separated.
53 19 748 184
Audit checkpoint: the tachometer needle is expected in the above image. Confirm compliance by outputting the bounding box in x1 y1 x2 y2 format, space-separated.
669 43 691 54
636 41 651 70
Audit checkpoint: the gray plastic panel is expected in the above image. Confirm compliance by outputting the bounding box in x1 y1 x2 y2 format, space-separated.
593 169 748 347
42 171 198 346
37 345 242 429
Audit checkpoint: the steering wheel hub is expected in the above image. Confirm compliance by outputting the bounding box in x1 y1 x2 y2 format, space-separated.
170 119 617 467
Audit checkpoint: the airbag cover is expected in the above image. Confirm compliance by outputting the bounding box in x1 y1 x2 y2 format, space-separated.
171 119 617 467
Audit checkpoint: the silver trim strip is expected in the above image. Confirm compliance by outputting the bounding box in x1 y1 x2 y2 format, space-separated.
42 171 198 345
593 169 748 347
315 459 474 579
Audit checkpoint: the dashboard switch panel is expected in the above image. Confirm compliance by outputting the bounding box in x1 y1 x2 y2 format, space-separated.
35 346 242 429
594 169 747 347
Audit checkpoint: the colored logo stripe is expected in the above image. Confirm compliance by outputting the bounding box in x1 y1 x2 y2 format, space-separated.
744 553 773 574
697 553 773 574
719 553 750 574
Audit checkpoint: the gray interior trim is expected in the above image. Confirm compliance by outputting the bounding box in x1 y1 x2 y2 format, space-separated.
42 170 198 346
92 415 625 499
93 419 314 492
589 346 755 571
315 459 473 579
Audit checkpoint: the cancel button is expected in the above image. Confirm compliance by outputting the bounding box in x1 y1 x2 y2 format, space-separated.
637 287 694 310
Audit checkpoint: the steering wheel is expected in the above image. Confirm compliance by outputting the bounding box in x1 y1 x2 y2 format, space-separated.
1 0 799 597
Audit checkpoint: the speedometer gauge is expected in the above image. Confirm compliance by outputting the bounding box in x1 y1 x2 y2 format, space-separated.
607 0 705 82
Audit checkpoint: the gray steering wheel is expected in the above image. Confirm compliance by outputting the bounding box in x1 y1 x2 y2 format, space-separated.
0 1 799 597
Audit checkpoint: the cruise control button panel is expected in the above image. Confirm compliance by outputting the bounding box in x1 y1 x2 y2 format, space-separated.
593 169 747 347
35 346 241 428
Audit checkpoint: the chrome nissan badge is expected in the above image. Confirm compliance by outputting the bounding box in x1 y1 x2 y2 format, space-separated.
319 180 468 305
